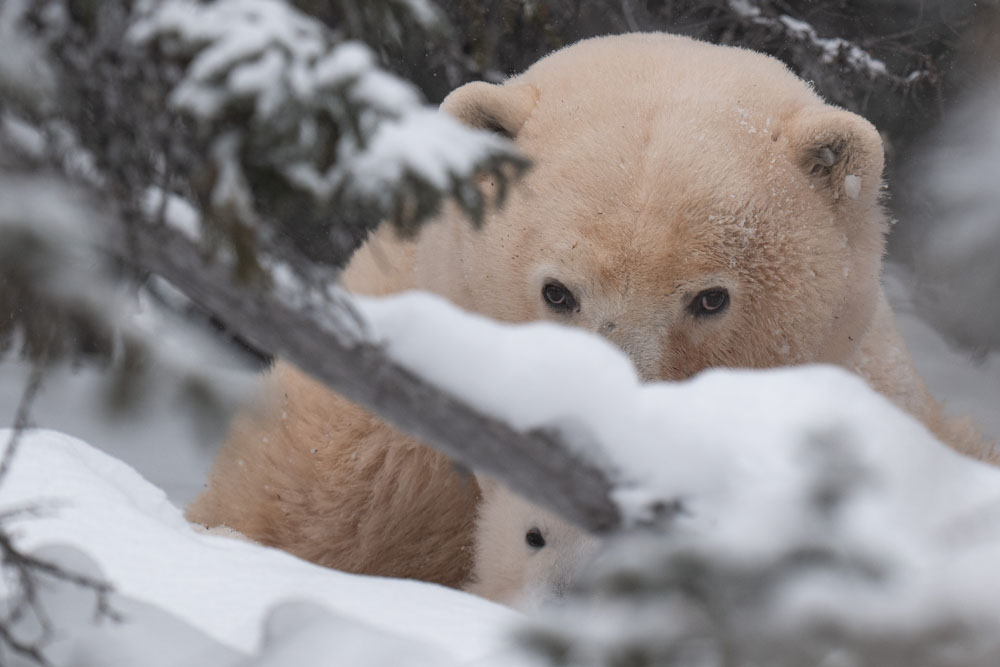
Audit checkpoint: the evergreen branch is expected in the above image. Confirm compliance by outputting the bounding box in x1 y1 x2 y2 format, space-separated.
725 0 931 86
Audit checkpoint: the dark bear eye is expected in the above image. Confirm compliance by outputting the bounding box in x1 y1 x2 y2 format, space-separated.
542 281 578 313
689 288 729 316
525 527 546 549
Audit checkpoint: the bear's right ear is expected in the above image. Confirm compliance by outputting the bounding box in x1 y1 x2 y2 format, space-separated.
785 106 885 210
440 82 538 139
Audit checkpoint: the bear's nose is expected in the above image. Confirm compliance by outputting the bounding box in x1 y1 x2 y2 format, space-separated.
603 327 660 382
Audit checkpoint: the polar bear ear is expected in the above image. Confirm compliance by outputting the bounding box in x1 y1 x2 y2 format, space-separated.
786 107 885 207
440 81 538 139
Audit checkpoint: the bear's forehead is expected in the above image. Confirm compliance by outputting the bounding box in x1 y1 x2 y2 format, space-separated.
508 149 843 300
496 34 847 291
513 33 824 208
518 33 821 116
514 131 829 272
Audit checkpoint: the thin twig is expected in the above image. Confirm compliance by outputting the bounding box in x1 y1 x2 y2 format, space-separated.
0 512 122 665
0 360 121 664
0 362 45 488
97 216 630 533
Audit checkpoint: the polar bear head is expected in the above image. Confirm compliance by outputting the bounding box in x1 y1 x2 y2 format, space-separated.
464 476 600 610
414 33 887 381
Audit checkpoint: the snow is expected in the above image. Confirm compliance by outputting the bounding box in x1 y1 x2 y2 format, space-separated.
356 286 1000 657
0 430 519 665
1 265 1000 662
312 42 421 116
129 1 424 124
725 2 893 79
1 113 46 159
396 0 445 31
348 109 513 197
727 0 761 18
141 188 202 241
775 14 888 75
130 0 327 120
130 0 516 236
357 290 1000 530
844 173 862 200
312 42 373 88
777 14 813 37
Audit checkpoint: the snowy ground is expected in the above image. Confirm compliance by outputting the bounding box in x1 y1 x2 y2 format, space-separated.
0 430 523 666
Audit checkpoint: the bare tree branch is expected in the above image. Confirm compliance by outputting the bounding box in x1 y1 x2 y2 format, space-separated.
0 521 121 666
0 363 120 665
0 363 44 488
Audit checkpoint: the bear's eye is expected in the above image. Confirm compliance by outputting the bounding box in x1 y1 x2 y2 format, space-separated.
689 288 729 316
525 527 546 549
542 281 578 313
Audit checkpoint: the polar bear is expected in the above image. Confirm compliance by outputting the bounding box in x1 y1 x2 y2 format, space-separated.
187 33 991 592
464 477 600 610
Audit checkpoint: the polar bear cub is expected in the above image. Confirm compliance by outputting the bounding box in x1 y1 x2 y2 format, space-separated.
465 476 600 610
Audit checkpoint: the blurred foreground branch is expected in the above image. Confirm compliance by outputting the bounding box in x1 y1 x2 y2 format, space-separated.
95 215 625 533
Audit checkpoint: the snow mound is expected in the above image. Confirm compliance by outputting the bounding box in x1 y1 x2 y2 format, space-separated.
358 290 1000 529
0 429 518 665
357 289 1000 660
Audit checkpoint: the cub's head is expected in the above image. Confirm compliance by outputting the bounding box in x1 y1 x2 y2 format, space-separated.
465 476 600 611
415 33 887 381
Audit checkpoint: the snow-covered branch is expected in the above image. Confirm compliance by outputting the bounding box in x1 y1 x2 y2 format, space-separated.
126 0 525 249
726 0 929 86
16 0 524 279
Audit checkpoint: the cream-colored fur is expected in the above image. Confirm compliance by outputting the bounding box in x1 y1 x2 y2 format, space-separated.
188 33 993 592
464 477 600 610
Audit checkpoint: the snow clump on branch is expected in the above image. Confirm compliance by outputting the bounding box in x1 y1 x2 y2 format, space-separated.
129 0 525 245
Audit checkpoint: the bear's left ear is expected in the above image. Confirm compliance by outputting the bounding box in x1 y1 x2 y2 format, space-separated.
440 81 538 139
785 107 884 208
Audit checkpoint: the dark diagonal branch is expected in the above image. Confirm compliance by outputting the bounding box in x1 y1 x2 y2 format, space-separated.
99 218 624 534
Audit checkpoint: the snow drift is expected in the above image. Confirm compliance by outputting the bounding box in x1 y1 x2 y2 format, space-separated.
3 289 1000 665
0 429 518 666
